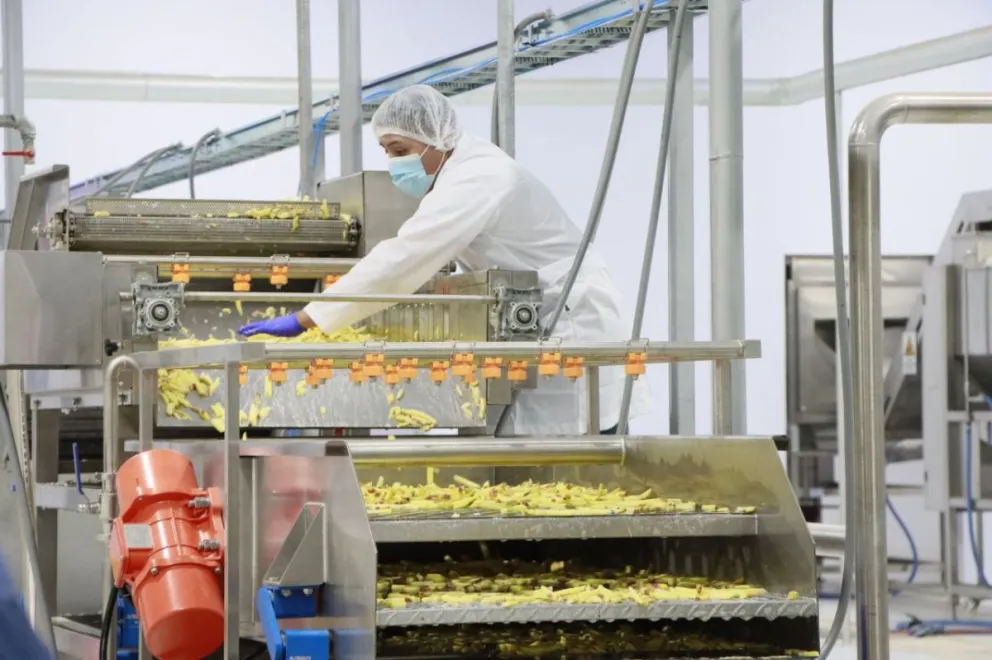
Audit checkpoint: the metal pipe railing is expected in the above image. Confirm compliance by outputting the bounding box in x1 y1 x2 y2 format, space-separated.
260 339 758 364
848 91 992 660
119 290 496 305
105 254 359 277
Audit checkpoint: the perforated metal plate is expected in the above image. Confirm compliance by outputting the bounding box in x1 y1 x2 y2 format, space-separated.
85 197 340 220
376 596 818 627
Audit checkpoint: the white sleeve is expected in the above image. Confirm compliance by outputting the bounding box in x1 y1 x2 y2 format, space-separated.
303 171 504 335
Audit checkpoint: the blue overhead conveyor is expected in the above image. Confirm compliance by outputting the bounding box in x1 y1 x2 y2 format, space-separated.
67 0 708 201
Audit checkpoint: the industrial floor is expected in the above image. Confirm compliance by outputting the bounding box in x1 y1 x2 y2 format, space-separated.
818 591 992 659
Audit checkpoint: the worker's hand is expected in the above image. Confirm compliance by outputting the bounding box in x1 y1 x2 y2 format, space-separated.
238 313 306 338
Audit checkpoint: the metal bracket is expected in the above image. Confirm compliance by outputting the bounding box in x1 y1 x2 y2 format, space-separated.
493 286 542 341
263 502 327 588
131 281 185 337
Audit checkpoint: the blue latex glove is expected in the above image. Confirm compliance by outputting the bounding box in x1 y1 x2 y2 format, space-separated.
238 313 306 338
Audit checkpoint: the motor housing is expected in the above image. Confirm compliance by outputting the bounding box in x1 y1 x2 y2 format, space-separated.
108 448 225 660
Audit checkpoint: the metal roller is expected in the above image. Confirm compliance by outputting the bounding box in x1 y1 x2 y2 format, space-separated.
65 215 357 256
48 197 359 256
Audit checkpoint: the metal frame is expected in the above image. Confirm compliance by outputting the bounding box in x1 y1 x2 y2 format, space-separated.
848 92 992 659
90 338 758 659
65 0 709 200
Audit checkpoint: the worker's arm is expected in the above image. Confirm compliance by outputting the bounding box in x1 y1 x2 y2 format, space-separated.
300 173 505 335
0 556 53 660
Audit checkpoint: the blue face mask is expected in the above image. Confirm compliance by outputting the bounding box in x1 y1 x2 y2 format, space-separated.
388 149 435 198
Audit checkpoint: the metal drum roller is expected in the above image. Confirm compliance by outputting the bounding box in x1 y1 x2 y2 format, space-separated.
42 198 359 257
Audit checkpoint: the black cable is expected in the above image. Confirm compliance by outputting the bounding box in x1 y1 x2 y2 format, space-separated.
190 128 222 199
98 584 120 660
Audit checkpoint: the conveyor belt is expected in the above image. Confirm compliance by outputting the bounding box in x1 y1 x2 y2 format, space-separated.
375 597 818 628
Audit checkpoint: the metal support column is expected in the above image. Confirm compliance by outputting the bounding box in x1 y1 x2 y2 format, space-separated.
833 91 847 525
668 11 695 434
2 0 25 244
586 366 601 435
708 0 746 433
223 361 241 659
713 360 733 435
296 0 315 197
338 0 363 175
28 407 57 635
496 0 516 157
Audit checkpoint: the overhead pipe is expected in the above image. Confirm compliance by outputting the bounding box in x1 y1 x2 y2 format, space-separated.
5 25 992 108
848 91 992 660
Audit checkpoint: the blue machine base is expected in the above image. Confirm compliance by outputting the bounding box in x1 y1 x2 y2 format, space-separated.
116 585 350 660
257 585 330 660
115 593 140 660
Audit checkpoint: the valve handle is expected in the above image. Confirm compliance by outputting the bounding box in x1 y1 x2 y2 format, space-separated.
72 442 84 496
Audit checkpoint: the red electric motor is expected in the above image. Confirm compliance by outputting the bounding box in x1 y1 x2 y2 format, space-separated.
108 449 226 660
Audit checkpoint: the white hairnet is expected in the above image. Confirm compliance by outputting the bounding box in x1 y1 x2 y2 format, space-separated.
371 85 462 151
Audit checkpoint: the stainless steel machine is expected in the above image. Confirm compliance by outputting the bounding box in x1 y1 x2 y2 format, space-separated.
1 164 820 659
785 189 992 608
918 189 992 609
784 254 929 508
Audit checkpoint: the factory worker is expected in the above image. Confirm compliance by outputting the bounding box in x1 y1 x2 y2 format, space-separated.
0 554 53 660
239 84 652 435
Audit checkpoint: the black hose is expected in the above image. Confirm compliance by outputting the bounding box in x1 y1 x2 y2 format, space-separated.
491 10 553 146
189 128 222 199
98 583 120 660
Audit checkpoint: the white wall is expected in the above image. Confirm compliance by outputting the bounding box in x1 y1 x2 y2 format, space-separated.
6 0 992 580
9 0 992 436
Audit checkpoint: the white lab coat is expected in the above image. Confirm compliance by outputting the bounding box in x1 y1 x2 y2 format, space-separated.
304 134 654 435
